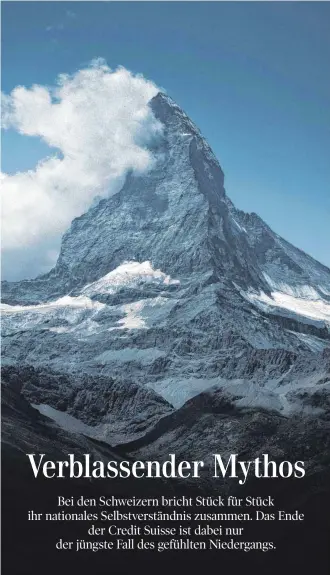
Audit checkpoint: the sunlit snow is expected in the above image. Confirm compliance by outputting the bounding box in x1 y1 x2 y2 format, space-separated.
245 289 330 323
0 295 104 313
81 261 179 296
1 263 180 335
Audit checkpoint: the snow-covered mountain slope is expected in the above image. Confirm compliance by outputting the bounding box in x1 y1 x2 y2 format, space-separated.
234 208 330 300
244 287 330 325
5 93 329 305
1 92 330 447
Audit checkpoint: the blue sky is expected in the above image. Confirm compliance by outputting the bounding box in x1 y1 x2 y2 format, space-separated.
2 1 330 273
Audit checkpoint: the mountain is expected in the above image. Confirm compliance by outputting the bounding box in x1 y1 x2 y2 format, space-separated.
1 92 330 456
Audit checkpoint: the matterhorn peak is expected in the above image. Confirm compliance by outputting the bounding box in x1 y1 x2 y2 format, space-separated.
2 92 330 336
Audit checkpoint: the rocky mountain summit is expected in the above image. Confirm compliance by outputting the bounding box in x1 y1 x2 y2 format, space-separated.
1 92 330 458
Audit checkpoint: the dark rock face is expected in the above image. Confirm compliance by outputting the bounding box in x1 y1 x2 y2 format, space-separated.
1 364 173 445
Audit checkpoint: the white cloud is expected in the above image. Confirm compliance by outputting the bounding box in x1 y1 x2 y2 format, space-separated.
1 60 161 280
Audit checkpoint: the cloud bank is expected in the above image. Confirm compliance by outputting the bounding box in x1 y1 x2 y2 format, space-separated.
1 60 161 280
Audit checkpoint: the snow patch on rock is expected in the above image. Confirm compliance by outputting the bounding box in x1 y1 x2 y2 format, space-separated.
245 288 330 324
81 261 179 296
146 377 222 408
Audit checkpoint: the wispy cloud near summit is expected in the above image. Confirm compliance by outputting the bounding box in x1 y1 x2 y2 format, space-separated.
1 60 161 280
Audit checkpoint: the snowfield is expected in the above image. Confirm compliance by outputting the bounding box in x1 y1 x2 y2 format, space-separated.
81 260 180 296
244 287 330 324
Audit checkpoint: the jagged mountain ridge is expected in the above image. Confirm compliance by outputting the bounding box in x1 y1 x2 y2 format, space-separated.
3 93 330 304
1 91 330 447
